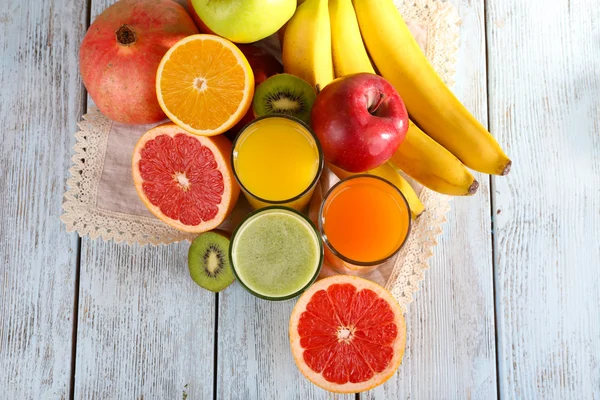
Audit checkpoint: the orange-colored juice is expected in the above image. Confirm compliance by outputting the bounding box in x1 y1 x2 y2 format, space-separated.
232 116 323 210
321 176 410 264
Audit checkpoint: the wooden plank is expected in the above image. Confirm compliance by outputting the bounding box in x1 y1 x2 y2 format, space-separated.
366 0 498 398
487 0 600 398
74 241 215 399
0 0 86 398
217 284 353 399
72 1 215 398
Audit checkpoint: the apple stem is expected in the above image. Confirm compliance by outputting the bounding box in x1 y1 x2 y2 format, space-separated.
368 93 385 115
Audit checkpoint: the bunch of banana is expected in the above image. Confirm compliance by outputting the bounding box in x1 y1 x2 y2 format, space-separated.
391 122 479 196
282 0 510 203
282 0 333 90
352 0 511 176
329 0 375 77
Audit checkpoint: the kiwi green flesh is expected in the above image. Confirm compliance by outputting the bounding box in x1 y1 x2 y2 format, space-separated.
188 231 235 292
253 73 316 125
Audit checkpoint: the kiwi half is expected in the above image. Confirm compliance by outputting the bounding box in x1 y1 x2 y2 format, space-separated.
188 231 235 292
252 73 317 125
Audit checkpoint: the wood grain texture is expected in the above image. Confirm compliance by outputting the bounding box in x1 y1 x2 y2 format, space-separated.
72 1 214 399
74 241 215 399
487 0 600 398
0 0 86 398
217 284 353 400
366 0 498 398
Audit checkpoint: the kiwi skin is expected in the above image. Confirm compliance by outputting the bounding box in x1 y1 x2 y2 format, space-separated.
252 73 317 125
188 230 235 293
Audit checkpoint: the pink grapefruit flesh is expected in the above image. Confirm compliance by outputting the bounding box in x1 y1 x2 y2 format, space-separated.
132 123 239 233
289 275 406 393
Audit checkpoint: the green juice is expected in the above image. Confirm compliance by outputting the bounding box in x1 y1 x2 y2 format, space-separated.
231 208 323 299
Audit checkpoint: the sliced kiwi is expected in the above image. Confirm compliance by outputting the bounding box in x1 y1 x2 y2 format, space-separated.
252 73 317 125
188 231 235 292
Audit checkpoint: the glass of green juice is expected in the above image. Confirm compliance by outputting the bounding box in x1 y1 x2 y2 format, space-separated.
230 206 324 301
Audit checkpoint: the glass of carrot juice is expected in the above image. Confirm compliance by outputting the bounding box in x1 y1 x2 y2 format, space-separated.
232 115 324 211
319 175 412 274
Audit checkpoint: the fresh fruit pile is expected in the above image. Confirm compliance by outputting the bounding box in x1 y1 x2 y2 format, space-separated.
283 0 511 195
79 0 511 393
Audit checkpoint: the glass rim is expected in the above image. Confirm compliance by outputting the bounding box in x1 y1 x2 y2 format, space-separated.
318 174 413 267
229 206 324 301
230 114 324 205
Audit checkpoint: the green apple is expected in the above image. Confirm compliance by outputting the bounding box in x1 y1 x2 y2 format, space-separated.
189 0 296 43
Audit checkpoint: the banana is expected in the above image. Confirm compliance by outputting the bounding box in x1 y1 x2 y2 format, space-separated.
329 0 375 77
282 0 334 90
352 0 511 176
327 162 425 220
389 121 479 196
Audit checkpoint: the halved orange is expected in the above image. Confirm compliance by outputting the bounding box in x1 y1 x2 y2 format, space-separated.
156 34 254 136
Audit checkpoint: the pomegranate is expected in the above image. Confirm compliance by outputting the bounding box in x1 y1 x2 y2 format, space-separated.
79 0 198 124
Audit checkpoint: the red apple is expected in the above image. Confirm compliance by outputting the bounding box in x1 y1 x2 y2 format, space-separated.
225 45 283 140
311 73 409 172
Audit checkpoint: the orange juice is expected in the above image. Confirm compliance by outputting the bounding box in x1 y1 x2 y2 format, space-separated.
321 175 410 265
232 116 323 210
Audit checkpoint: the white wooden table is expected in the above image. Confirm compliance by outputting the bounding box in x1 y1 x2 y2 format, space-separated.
1 0 599 398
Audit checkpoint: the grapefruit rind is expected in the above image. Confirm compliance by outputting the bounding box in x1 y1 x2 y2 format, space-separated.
289 275 406 394
132 122 240 233
155 34 254 137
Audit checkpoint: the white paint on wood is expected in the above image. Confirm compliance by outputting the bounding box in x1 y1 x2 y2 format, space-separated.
487 0 600 398
0 0 85 397
217 284 353 399
366 0 498 398
74 241 215 399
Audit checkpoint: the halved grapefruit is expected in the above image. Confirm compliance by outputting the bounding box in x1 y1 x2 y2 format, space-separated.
289 275 406 393
132 123 239 233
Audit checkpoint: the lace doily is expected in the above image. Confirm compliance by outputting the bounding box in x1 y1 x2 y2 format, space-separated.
61 0 460 310
386 0 459 306
61 110 199 244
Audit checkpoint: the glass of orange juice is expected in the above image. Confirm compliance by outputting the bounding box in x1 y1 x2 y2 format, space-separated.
319 175 411 274
232 115 323 211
